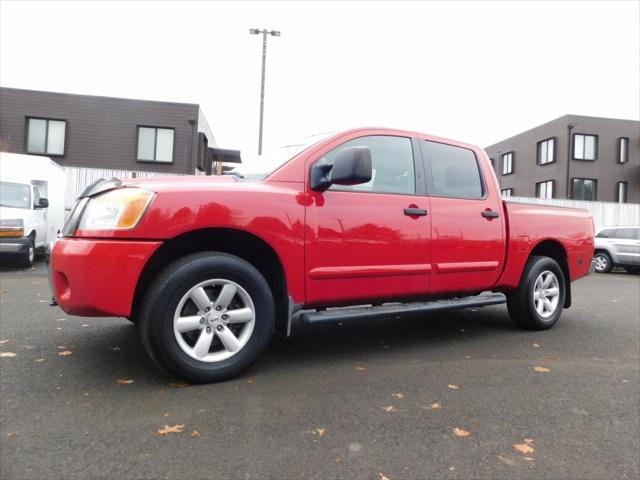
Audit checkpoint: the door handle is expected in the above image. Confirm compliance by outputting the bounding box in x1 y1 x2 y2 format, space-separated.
404 208 428 216
481 209 500 219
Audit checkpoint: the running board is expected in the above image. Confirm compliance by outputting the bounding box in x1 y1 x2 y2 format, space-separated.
299 293 506 325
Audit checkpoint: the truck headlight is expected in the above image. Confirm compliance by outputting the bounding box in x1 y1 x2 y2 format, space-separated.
0 219 24 238
78 188 154 230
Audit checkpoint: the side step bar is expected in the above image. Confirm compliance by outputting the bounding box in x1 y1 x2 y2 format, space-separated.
299 293 506 325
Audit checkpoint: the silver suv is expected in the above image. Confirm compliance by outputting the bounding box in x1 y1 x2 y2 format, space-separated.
594 226 640 274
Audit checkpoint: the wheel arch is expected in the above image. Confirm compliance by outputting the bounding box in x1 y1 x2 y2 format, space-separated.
130 227 290 336
529 239 571 308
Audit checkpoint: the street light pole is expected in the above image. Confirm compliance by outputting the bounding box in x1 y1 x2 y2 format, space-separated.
249 28 280 155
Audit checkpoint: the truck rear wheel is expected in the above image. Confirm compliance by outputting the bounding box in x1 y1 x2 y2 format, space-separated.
139 252 274 383
507 255 566 330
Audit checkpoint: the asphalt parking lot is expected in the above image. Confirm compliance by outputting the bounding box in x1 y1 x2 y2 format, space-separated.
1 259 638 480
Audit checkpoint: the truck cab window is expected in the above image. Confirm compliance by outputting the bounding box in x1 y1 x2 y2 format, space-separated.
323 135 415 195
422 140 483 199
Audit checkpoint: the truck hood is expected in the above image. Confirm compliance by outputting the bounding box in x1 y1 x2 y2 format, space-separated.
120 175 243 193
0 206 31 221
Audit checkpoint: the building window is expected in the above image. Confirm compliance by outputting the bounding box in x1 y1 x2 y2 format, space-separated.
618 137 629 163
617 181 628 203
571 178 597 201
536 180 554 199
137 126 175 163
573 134 597 160
537 138 555 165
501 152 513 175
26 117 66 156
501 188 513 198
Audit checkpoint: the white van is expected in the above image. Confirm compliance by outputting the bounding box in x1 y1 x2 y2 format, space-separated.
0 152 65 267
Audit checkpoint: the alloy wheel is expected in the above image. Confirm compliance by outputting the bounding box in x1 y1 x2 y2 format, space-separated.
532 270 560 319
173 279 255 362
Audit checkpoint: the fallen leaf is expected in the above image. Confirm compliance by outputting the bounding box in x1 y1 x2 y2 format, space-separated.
246 378 254 384
112 347 121 351
4 432 15 438
169 381 188 388
55 327 62 330
335 457 342 463
163 412 171 418
523 457 535 461
0 352 16 358
36 358 44 362
38 299 48 303
116 379 134 384
157 424 185 435
378 473 390 480
314 428 326 437
533 366 550 373
355 366 367 372
57 346 67 349
81 324 90 327
513 442 535 454
453 427 470 438
464 355 472 359
448 466 455 471
447 384 459 390
532 343 540 348
383 405 396 413
497 455 516 466
430 402 442 410
524 438 534 444
0 289 7 294
55 318 66 322
391 393 404 399
58 350 73 356
190 430 201 438
0 340 9 345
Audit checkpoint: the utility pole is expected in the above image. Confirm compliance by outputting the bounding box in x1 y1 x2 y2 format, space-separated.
249 28 280 155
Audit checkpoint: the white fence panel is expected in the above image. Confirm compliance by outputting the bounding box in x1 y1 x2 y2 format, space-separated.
63 166 183 210
509 196 640 230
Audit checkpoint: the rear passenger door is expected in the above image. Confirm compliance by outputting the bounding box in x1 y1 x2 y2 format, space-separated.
614 228 640 265
420 140 506 294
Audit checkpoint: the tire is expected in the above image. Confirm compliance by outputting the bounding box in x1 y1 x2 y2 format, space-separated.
139 252 274 383
507 255 566 331
624 266 640 275
593 251 613 273
19 236 35 268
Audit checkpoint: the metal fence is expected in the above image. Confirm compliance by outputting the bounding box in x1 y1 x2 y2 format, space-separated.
63 167 639 231
509 196 640 230
63 166 182 210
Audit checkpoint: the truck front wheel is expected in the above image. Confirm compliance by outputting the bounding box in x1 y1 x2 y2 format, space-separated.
19 235 35 268
507 255 566 330
139 252 274 383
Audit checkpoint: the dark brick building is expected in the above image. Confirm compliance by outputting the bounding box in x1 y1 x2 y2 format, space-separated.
0 87 217 175
485 115 639 203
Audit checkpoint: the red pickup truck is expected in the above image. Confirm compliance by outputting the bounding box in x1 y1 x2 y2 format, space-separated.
51 128 595 383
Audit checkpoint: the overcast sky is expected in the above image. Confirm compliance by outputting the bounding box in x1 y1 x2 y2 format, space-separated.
1 0 638 155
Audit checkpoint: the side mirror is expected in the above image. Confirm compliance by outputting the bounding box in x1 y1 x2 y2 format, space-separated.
310 146 372 192
36 198 49 209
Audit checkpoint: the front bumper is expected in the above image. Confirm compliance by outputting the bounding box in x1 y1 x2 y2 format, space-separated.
50 238 162 317
0 237 31 254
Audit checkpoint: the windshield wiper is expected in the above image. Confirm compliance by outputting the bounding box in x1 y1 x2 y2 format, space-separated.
223 170 245 179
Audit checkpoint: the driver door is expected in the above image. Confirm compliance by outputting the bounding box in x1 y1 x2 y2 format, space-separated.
305 134 432 306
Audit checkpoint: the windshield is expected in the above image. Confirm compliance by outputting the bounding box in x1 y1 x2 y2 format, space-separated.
231 132 336 180
0 182 31 209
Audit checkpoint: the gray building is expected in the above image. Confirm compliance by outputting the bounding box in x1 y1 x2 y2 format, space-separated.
485 115 640 203
0 87 218 175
